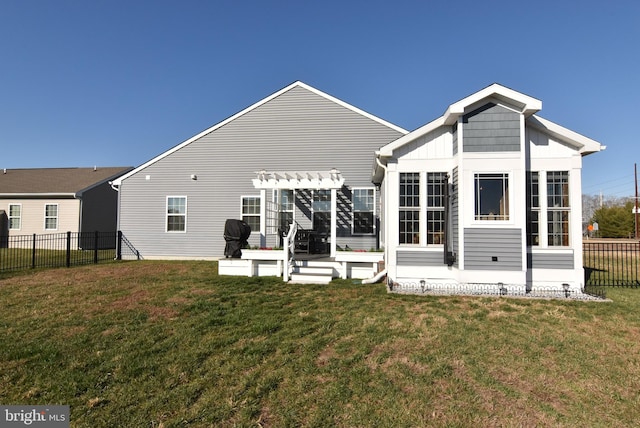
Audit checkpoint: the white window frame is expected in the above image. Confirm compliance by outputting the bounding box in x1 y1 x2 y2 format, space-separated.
241 195 261 232
8 203 21 230
352 187 376 236
399 172 421 245
474 172 510 222
44 203 59 231
426 172 447 245
527 171 540 246
547 171 570 247
166 196 187 233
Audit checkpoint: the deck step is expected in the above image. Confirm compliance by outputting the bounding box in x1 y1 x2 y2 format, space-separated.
289 273 333 284
289 263 334 284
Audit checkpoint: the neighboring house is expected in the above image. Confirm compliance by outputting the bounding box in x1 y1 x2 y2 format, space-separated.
0 167 133 238
112 82 604 291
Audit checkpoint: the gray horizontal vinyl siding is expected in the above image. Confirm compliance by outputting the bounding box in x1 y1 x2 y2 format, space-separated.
464 228 522 271
462 103 520 152
527 252 574 269
397 250 444 266
119 86 403 258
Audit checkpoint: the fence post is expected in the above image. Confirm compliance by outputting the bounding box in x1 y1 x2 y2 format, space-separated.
32 234 36 269
66 231 71 268
94 231 99 264
116 231 122 260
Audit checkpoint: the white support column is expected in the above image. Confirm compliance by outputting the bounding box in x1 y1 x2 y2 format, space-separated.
260 189 266 248
330 188 337 257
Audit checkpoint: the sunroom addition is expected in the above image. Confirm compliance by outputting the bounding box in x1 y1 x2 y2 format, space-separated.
251 169 344 257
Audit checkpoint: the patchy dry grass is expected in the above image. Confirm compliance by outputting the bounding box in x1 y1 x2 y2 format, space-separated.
1 261 639 427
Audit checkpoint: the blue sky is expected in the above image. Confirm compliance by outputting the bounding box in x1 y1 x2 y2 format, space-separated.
1 1 638 197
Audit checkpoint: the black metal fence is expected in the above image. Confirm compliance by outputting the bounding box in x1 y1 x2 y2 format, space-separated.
583 241 640 287
0 231 140 273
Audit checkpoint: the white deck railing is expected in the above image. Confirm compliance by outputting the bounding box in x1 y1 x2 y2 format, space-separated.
282 222 298 281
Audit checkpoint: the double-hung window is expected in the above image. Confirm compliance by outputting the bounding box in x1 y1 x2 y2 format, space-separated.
526 172 540 246
44 204 58 230
9 204 21 230
166 196 187 232
426 173 446 244
399 173 420 244
474 173 509 221
353 188 375 235
547 171 570 246
241 196 261 232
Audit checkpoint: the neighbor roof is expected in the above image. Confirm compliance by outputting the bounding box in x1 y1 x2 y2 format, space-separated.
0 167 133 197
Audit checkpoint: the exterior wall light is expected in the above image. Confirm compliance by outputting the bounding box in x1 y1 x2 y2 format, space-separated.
499 282 507 296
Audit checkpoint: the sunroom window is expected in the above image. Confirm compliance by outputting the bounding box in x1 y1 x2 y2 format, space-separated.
475 173 509 221
526 172 540 246
399 172 420 244
547 171 570 246
426 172 446 244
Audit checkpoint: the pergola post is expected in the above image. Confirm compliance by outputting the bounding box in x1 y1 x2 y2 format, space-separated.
330 187 337 257
259 188 267 248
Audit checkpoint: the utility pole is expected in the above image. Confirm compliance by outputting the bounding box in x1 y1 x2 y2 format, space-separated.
635 163 638 239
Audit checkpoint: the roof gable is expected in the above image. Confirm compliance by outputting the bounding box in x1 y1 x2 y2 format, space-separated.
527 115 604 155
378 83 543 157
112 81 408 186
0 167 133 196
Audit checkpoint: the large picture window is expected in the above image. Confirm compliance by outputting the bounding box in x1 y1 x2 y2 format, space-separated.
166 196 187 232
353 188 375 235
241 196 261 232
426 173 446 244
9 204 21 230
547 171 570 246
399 173 420 244
475 173 509 221
44 204 58 230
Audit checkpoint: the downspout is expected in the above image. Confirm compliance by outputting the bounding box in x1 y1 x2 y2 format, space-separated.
362 268 387 284
374 155 388 281
375 156 387 251
443 174 455 266
76 191 83 234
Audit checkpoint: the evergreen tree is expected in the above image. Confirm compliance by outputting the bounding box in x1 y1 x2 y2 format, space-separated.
591 201 635 238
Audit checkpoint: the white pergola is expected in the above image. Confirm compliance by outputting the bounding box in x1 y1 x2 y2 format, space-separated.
252 169 345 257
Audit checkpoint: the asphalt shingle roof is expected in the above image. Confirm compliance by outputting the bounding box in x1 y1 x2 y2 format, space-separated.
0 167 133 195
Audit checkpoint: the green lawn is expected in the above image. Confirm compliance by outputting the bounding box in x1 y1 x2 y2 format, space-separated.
1 261 639 427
